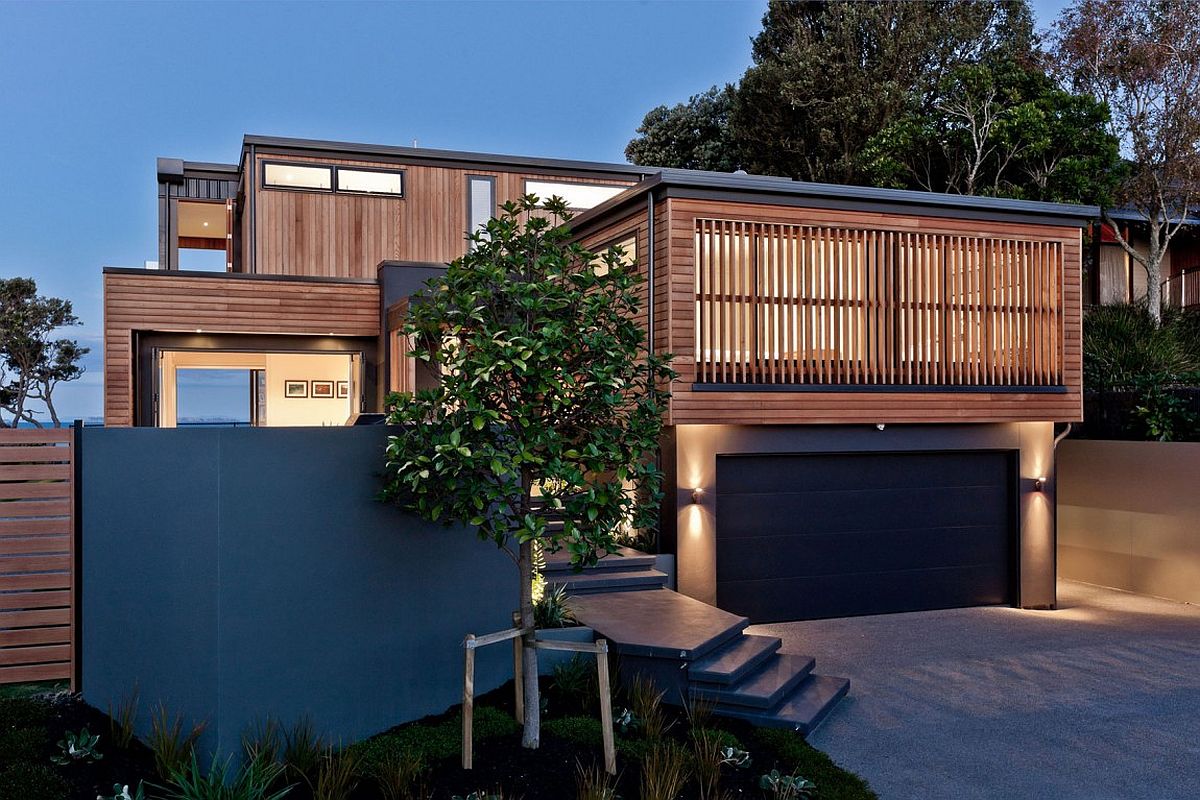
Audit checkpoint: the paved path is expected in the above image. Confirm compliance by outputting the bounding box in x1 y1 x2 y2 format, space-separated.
750 581 1200 800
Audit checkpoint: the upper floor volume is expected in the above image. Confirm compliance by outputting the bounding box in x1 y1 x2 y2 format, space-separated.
107 133 1096 429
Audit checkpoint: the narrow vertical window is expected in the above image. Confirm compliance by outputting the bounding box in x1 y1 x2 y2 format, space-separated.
467 175 496 247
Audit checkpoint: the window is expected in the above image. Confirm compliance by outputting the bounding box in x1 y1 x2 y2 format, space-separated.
524 180 627 210
592 233 636 276
263 162 333 191
467 175 495 242
337 168 403 196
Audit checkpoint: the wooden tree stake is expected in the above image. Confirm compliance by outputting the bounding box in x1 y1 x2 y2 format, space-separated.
512 611 525 725
595 638 616 775
463 633 476 770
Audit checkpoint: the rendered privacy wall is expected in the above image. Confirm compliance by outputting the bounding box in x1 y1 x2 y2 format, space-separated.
1059 439 1200 604
80 426 515 757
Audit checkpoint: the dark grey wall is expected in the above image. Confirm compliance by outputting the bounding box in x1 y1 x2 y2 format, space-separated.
81 426 515 757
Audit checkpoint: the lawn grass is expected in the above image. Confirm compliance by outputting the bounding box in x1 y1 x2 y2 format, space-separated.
0 681 68 701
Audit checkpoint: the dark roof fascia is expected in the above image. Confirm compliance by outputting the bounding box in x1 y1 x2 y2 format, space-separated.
1104 207 1200 227
571 171 1099 230
242 135 653 181
102 266 378 286
157 157 240 184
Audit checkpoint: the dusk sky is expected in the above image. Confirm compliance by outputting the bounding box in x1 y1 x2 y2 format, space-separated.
0 0 1070 421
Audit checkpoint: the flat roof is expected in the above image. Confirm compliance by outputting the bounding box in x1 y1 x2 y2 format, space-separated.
241 134 653 178
571 170 1100 231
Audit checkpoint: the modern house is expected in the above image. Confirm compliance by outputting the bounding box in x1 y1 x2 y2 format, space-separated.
1089 216 1200 308
103 134 1091 627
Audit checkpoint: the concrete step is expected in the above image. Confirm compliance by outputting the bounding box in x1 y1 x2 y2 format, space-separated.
546 568 668 594
691 653 815 709
568 588 748 660
688 634 783 686
543 546 657 574
713 674 850 735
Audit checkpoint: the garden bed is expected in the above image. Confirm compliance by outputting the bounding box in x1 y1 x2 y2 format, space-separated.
0 673 875 800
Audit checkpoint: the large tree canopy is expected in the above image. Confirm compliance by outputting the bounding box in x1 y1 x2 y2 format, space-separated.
0 277 88 428
382 196 673 749
625 0 1119 206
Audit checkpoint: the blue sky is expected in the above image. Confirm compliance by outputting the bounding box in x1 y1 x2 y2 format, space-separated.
0 0 1069 421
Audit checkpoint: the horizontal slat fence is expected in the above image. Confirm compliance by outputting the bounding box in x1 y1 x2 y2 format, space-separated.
694 219 1064 387
0 428 74 686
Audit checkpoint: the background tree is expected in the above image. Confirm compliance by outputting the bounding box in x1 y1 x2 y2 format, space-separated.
861 61 1121 203
0 277 89 428
1052 0 1200 324
382 196 673 750
624 86 741 172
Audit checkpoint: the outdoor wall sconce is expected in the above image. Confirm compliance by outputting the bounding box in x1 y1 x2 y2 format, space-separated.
1033 476 1047 491
875 423 886 431
691 487 704 504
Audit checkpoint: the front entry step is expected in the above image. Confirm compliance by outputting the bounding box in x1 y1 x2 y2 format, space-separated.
557 549 849 735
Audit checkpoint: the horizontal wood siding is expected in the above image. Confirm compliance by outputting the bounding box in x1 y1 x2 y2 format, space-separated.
103 273 380 426
0 428 73 686
668 199 1083 424
252 154 636 278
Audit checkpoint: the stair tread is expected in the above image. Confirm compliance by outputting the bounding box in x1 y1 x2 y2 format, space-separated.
568 588 748 659
546 568 667 587
688 634 783 684
713 674 850 735
692 653 815 708
544 547 657 573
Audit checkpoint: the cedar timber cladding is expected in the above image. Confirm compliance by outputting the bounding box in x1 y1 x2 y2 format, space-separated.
664 199 1083 425
102 271 380 427
250 152 636 278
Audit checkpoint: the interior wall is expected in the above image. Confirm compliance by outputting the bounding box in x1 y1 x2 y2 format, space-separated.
262 353 355 427
669 422 1057 610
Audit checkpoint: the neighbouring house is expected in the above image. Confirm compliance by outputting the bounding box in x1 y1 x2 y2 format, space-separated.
1088 216 1200 308
103 134 1092 624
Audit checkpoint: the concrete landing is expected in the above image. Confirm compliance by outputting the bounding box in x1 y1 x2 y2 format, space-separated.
568 588 748 659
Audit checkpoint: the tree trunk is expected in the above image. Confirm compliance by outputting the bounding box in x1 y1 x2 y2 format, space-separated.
518 539 540 749
1147 219 1164 326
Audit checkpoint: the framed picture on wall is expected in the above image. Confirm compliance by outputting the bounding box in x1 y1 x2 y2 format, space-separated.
284 380 308 398
311 380 335 399
336 381 349 399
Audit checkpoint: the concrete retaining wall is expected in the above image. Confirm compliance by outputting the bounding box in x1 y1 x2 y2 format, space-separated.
1059 439 1200 604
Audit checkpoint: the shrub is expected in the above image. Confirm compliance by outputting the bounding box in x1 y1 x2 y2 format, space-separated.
351 707 518 770
755 729 878 800
760 769 817 799
147 703 207 779
371 749 426 800
0 763 71 800
51 726 103 765
535 583 577 629
640 741 690 800
0 725 47 763
313 744 359 800
282 715 325 789
627 673 669 741
543 715 649 763
242 717 283 766
575 759 619 800
156 752 292 800
550 654 597 714
109 684 140 749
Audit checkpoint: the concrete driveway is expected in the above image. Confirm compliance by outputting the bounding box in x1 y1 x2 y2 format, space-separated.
750 581 1200 800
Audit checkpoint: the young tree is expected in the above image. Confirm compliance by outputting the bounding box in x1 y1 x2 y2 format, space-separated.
1053 0 1200 324
0 277 89 428
381 196 673 749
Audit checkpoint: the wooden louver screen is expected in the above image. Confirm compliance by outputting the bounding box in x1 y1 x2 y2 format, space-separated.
694 219 1064 387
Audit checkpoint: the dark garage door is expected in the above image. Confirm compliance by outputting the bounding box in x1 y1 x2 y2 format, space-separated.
715 451 1016 623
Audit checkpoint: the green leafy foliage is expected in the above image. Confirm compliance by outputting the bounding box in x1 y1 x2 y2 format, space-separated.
51 726 103 764
0 762 71 800
312 744 359 800
625 85 742 172
351 707 519 770
549 654 597 715
755 729 878 800
370 749 427 800
281 715 325 789
155 752 293 800
383 195 673 745
147 703 207 780
760 769 817 799
99 783 147 800
534 583 576 629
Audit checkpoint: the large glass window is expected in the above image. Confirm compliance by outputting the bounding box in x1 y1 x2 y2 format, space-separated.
524 180 627 210
338 168 403 196
263 162 333 191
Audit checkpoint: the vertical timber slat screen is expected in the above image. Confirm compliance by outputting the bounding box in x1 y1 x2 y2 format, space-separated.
0 428 74 686
694 219 1064 387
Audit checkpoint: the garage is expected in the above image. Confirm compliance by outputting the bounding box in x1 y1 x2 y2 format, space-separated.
715 450 1018 623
